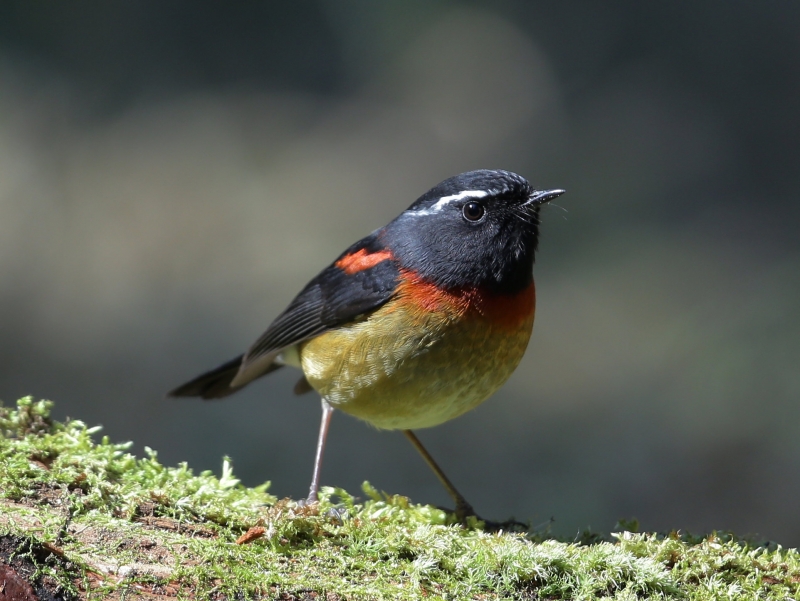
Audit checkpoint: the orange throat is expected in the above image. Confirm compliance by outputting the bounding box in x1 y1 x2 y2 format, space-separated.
395 269 536 330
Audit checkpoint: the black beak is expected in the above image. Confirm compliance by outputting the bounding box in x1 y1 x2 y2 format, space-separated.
527 189 565 205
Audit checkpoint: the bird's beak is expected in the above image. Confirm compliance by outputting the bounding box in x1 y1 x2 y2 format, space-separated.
526 189 565 206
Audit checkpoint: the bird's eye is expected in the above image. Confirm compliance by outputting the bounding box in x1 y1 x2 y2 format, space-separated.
462 201 485 222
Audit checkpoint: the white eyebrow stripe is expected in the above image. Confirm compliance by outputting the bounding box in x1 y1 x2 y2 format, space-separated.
412 189 489 216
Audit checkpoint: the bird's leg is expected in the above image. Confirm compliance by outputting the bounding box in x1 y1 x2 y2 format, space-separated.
402 430 476 520
305 398 335 504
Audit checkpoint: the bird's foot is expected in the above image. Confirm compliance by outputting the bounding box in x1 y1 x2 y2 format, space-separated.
445 501 527 533
296 496 347 522
295 497 317 510
478 516 529 533
454 499 478 522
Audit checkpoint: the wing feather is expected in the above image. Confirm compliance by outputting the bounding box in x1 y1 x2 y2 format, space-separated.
170 232 399 399
230 233 399 387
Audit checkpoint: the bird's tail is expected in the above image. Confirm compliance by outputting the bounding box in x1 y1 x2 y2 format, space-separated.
167 355 283 399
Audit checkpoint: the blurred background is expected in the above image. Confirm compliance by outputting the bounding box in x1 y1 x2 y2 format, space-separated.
1 1 799 545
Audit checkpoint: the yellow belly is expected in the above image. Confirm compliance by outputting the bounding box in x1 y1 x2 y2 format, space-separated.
298 285 534 430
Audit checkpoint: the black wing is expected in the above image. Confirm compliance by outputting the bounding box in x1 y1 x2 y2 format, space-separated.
168 232 399 399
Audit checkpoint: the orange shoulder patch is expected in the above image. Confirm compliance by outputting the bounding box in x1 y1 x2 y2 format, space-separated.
335 248 393 275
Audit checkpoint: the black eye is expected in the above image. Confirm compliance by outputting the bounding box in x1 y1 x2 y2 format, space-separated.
462 201 485 222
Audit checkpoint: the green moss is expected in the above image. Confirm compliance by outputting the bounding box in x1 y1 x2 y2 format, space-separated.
1 397 798 600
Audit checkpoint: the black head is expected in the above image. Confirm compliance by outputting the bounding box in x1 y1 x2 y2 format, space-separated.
383 170 564 294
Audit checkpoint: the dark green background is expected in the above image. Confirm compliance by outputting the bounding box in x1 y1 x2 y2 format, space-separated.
1 1 798 544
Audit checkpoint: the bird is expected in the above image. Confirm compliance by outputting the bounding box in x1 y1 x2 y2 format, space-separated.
169 169 564 519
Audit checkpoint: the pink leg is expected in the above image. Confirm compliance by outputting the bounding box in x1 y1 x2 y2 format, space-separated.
403 429 476 519
306 399 335 502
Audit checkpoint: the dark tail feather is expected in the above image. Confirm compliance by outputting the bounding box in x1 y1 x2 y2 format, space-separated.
168 355 283 399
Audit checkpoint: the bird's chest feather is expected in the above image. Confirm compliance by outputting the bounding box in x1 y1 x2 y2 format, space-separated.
299 272 535 429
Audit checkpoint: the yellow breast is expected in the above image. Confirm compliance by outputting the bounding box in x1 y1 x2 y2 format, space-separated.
299 273 535 430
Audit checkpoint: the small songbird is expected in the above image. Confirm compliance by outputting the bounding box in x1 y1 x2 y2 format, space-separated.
169 169 564 519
